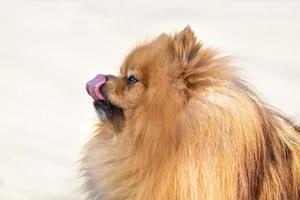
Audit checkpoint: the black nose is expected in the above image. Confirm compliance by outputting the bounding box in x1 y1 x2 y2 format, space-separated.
104 75 108 81
99 75 116 100
99 80 107 99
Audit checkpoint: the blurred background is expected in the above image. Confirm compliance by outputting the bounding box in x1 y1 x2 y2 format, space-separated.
0 0 299 199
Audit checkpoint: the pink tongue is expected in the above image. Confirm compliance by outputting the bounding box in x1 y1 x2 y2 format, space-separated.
86 74 106 101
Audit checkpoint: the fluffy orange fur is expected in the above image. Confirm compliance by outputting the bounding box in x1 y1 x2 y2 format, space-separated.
82 27 300 200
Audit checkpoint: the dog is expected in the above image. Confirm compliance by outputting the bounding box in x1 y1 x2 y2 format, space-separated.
82 27 300 200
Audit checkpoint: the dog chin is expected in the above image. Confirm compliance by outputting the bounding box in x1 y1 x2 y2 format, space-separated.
93 100 125 131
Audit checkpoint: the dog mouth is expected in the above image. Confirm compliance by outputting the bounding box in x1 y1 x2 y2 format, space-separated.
87 74 125 131
93 100 124 122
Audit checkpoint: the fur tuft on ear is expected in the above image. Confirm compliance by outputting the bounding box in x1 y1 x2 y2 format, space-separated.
173 26 202 63
172 27 234 90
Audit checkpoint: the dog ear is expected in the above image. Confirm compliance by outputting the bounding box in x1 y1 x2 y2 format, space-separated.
173 26 202 63
173 27 233 89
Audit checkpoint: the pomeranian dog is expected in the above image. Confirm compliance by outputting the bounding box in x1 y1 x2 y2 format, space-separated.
83 27 300 200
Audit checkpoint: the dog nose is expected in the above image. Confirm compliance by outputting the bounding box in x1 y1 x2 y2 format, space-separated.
86 74 107 101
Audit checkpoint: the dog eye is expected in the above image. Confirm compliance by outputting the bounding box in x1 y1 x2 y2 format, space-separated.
127 75 139 85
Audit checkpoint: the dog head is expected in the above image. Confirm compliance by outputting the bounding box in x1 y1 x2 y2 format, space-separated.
86 27 232 132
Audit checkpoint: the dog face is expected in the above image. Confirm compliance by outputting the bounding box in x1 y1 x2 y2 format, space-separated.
86 26 228 132
89 34 177 131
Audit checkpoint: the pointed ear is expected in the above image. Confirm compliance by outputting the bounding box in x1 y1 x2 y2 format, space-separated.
173 26 201 63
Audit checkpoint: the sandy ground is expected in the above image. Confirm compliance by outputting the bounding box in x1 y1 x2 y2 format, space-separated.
0 0 299 199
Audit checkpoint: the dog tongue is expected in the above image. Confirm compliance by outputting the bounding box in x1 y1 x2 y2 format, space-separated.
86 74 106 101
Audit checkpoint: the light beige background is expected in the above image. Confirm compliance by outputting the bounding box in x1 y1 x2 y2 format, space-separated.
0 0 299 199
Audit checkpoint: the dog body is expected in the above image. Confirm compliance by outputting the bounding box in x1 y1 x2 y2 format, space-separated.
83 27 300 200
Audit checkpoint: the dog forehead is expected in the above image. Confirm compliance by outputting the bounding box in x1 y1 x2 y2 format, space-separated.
122 36 173 76
123 49 151 74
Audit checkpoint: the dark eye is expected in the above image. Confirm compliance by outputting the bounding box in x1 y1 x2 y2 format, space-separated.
127 75 139 85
